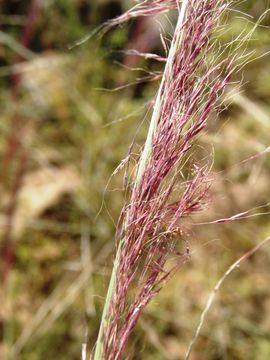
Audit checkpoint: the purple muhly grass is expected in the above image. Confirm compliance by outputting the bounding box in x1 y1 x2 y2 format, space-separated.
94 1 235 359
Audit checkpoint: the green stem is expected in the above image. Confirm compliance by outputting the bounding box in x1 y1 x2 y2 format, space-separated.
136 0 189 183
93 244 122 359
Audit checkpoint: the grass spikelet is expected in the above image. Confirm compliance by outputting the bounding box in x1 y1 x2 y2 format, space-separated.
105 0 178 29
94 1 236 359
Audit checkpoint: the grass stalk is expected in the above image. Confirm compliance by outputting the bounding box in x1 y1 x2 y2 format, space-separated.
93 1 189 359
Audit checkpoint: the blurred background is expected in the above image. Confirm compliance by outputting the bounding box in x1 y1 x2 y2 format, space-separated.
0 1 270 359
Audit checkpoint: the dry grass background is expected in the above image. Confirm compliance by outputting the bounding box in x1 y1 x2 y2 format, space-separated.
0 1 270 359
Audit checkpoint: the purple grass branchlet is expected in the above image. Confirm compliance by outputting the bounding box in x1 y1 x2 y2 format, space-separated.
93 1 236 359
